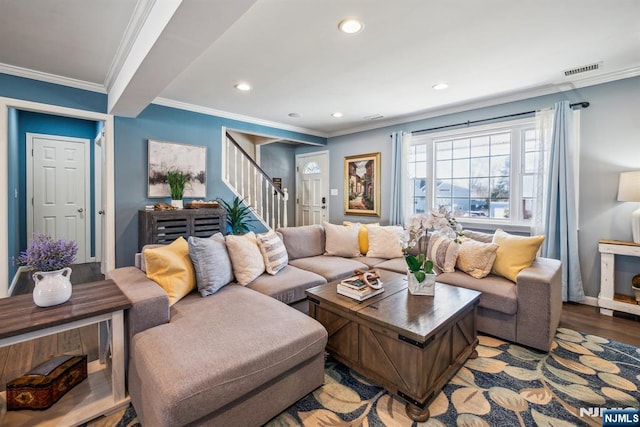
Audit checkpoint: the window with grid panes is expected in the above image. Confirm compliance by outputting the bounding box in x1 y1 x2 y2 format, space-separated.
409 119 546 225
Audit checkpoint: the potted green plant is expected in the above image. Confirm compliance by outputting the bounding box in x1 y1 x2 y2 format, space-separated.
166 169 190 209
218 196 256 235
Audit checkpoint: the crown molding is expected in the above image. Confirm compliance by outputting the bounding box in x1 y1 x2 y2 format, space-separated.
327 67 640 138
104 0 157 92
0 62 106 93
152 97 329 138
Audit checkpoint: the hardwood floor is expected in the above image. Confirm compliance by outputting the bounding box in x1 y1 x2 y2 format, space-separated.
0 303 638 394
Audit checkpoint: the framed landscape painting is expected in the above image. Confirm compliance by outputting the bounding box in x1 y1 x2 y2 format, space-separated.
147 140 207 198
344 152 381 216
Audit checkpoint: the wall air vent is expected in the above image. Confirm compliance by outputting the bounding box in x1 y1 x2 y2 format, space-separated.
364 114 384 121
563 62 601 76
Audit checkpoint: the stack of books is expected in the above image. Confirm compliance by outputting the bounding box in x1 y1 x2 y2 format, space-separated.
337 276 384 301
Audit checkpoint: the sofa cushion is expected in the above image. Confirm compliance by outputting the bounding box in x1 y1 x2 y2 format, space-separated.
188 233 234 296
256 230 288 275
344 221 379 254
289 256 368 281
491 229 545 282
277 224 325 260
369 257 407 274
356 256 389 268
456 237 499 279
324 222 361 257
247 265 326 304
131 285 327 427
436 270 518 315
427 235 459 273
225 232 265 285
366 225 404 259
463 229 494 243
143 237 195 306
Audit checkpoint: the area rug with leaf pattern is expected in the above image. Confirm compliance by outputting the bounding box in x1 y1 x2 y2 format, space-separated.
99 328 640 427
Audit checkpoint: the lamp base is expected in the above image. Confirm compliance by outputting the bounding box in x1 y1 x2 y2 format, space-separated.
632 207 640 244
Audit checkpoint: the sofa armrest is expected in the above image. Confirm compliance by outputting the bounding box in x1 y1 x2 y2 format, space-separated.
515 257 562 351
107 267 170 344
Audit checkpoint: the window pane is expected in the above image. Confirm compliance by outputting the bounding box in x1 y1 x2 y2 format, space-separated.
436 160 452 178
524 152 538 173
489 200 510 219
490 155 510 176
303 161 320 174
414 197 426 213
453 199 469 217
470 157 489 177
415 144 427 161
413 179 426 197
435 141 452 159
408 162 416 178
470 136 490 157
522 175 534 198
470 177 489 197
452 139 470 159
490 177 510 199
452 159 469 178
451 179 470 197
491 133 510 155
415 162 427 178
436 180 452 198
435 198 452 211
522 198 534 220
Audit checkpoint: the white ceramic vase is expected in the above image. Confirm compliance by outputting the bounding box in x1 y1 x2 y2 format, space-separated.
170 199 184 209
407 271 436 296
32 267 72 307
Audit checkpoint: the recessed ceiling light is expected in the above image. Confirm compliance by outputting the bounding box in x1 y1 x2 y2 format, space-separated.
432 83 449 90
331 112 344 118
338 18 364 34
234 82 252 91
288 112 301 118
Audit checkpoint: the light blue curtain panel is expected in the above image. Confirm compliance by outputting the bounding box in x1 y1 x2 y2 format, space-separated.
389 132 405 226
543 100 585 302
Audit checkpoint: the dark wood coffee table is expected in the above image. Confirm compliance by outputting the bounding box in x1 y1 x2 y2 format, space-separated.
306 269 480 421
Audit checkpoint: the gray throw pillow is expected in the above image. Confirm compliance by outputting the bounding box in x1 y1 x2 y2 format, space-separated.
188 233 234 297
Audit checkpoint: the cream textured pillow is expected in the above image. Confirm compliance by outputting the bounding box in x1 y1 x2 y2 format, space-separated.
427 235 459 273
144 237 196 306
456 237 499 279
256 230 288 275
366 226 404 259
225 232 265 285
491 229 545 282
324 222 361 257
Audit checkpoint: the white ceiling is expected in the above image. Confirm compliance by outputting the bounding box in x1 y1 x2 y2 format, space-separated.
1 0 639 137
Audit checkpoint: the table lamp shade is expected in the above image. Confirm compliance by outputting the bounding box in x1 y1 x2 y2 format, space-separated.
618 171 640 244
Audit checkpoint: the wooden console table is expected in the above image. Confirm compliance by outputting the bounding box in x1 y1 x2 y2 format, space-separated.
598 239 640 316
0 280 131 426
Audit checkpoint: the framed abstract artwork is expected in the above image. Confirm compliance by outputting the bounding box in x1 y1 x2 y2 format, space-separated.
344 152 381 216
147 139 207 198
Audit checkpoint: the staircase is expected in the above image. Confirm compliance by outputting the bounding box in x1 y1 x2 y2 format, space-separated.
222 132 288 230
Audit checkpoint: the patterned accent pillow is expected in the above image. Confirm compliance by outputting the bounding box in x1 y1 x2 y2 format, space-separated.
225 232 265 285
455 237 499 279
257 230 288 275
427 235 459 273
188 233 234 297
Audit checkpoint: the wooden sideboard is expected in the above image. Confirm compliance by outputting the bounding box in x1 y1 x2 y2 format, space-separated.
138 208 227 250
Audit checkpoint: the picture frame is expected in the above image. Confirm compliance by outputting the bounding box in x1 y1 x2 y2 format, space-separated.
147 139 207 198
344 152 381 216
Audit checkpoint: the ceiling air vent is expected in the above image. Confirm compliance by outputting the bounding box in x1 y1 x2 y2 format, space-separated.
364 114 384 121
563 62 601 76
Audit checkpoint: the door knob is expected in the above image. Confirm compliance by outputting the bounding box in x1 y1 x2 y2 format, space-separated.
77 208 84 213
321 206 326 209
98 210 105 215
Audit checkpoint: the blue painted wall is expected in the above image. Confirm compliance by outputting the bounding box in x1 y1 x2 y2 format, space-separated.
114 103 325 267
16 111 99 256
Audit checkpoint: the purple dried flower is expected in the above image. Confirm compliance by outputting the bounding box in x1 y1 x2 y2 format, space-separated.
15 233 78 272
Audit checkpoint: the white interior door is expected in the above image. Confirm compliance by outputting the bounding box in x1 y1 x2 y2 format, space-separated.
296 152 329 226
27 133 89 263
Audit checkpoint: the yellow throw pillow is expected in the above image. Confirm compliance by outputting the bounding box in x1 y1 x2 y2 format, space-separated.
144 237 196 306
491 229 545 282
343 221 379 254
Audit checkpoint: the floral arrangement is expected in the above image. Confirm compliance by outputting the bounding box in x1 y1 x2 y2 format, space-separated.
15 233 78 272
401 206 463 282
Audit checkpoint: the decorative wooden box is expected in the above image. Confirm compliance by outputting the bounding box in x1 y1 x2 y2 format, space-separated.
6 355 87 411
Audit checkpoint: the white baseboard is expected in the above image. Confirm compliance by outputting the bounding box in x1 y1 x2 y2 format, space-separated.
580 296 599 307
8 266 29 296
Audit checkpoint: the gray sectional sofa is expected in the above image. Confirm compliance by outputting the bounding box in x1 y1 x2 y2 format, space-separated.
107 224 561 426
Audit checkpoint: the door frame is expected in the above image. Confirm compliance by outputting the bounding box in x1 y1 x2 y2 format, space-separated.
94 130 104 263
295 150 329 226
26 133 92 263
0 97 115 297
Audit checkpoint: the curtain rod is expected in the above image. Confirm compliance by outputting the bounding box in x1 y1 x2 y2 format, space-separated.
396 101 589 137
